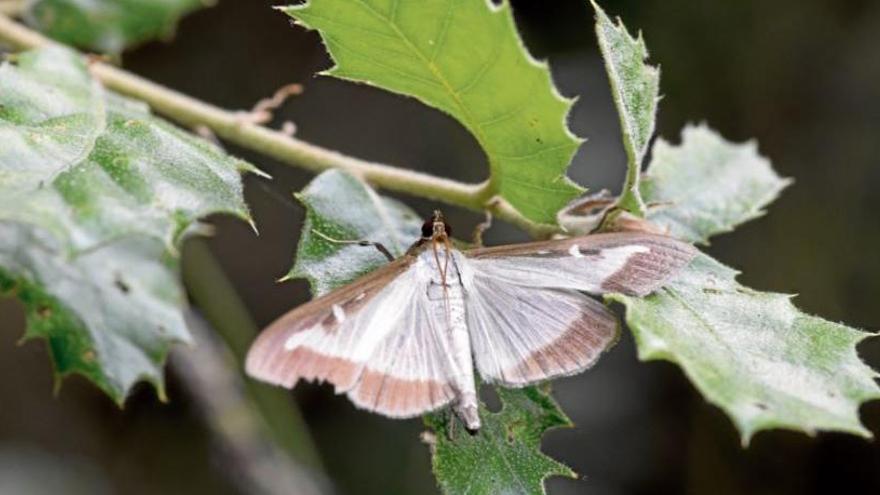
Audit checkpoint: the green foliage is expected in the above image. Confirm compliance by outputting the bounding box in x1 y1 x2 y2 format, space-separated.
609 253 880 443
590 3 878 443
425 386 575 495
282 2 878 486
0 47 253 402
2 1 875 491
288 169 422 297
0 48 253 253
24 0 211 54
591 0 659 216
641 124 792 244
0 226 186 402
282 0 584 224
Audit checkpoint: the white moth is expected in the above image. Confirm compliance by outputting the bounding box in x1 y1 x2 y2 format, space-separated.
246 211 697 432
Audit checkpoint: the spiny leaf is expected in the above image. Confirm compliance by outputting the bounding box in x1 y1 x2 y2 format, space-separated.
609 253 880 444
288 169 422 297
425 386 575 495
0 47 254 402
591 0 659 217
642 124 792 244
282 0 584 224
24 0 213 54
0 225 186 403
0 48 253 253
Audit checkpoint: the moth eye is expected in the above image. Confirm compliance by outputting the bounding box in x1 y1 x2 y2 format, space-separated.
421 219 434 238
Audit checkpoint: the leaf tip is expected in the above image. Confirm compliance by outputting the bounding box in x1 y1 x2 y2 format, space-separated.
238 160 271 179
246 217 260 236
51 371 64 398
155 382 169 404
275 4 300 15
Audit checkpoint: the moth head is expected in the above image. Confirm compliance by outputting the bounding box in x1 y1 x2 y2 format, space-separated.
421 210 452 240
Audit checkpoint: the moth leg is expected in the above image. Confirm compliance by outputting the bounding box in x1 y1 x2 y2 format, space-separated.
310 229 395 261
445 408 458 441
471 210 493 247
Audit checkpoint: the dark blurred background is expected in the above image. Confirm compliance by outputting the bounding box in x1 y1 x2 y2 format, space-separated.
1 0 878 493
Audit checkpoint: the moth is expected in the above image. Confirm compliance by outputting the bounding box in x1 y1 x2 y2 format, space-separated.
246 211 696 432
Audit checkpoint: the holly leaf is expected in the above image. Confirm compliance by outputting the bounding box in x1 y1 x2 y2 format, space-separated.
0 226 186 402
612 122 875 442
610 253 880 443
591 0 659 216
642 124 792 244
282 0 584 224
24 0 212 54
0 47 253 253
0 47 254 402
287 169 422 297
425 386 575 495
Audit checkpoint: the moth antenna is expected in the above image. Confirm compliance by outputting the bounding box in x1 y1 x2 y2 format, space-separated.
311 229 395 262
442 234 451 284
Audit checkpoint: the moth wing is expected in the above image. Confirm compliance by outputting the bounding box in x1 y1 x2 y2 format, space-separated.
463 263 619 386
344 288 458 418
246 256 415 391
246 256 458 418
461 232 694 386
464 232 697 296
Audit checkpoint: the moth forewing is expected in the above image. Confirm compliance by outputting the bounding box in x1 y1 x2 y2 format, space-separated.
464 232 697 297
245 255 415 389
459 232 695 388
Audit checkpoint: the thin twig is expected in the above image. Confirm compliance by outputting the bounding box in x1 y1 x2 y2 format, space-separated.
182 238 323 469
239 82 303 125
171 312 329 495
0 14 556 235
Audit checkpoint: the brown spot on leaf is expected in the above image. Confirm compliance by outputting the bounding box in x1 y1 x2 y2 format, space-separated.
82 350 96 363
37 306 52 318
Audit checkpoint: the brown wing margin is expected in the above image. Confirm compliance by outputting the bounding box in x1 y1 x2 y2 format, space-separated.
245 255 416 389
465 232 698 297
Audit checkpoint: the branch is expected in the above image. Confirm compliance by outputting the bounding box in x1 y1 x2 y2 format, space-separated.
171 312 329 495
182 238 323 470
0 1 25 17
0 14 557 236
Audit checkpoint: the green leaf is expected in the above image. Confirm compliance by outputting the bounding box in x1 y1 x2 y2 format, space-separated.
24 0 211 54
642 124 792 244
287 169 422 297
591 0 659 217
282 0 584 224
609 253 880 444
0 47 253 253
425 386 575 495
0 225 186 402
0 47 254 402
289 171 573 494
